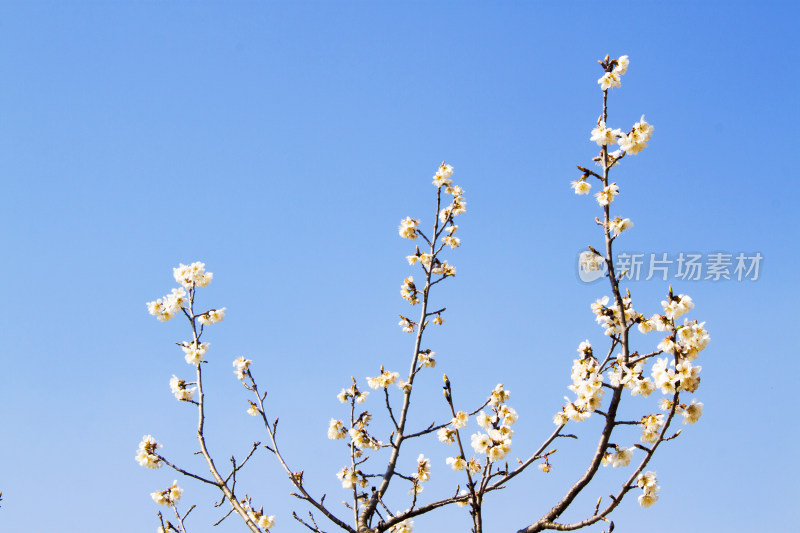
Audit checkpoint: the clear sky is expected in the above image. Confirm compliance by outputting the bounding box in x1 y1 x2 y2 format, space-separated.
1 1 797 532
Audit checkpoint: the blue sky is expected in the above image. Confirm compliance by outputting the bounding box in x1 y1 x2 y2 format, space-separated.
1 1 797 532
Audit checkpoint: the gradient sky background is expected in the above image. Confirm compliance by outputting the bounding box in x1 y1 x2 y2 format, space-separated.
1 2 797 532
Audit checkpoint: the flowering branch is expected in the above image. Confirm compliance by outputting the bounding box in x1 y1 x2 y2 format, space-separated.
140 54 709 533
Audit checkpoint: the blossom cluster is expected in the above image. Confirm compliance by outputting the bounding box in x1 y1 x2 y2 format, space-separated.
640 413 665 444
554 342 604 424
592 295 636 337
389 517 414 533
467 385 515 464
442 227 461 249
400 276 419 305
398 316 415 334
677 399 704 424
618 116 654 155
411 454 431 494
151 480 183 506
169 375 195 401
337 383 369 404
661 293 694 321
601 446 634 468
431 259 456 277
349 421 382 452
173 261 213 289
436 410 467 445
146 288 188 322
232 356 252 380
609 353 655 397
367 369 400 390
597 55 629 90
198 307 225 326
147 262 224 327
432 162 454 188
590 116 653 156
179 340 209 366
558 288 709 435
241 500 275 530
609 216 633 236
636 471 659 508
399 217 420 240
401 162 466 251
336 466 368 490
330 385 382 458
595 183 620 206
328 418 347 440
652 357 701 395
570 56 657 199
135 435 162 469
438 185 466 224
417 349 436 368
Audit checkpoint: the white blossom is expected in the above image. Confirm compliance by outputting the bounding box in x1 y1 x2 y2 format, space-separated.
390 517 414 533
619 116 654 155
169 375 195 401
614 55 629 75
151 481 183 506
328 419 347 440
414 454 431 482
173 262 213 289
367 370 400 389
198 307 225 326
591 122 622 146
598 71 621 90
595 183 619 206
609 217 633 236
681 399 704 424
571 180 592 195
636 471 660 508
432 162 454 188
437 427 456 444
602 446 634 468
446 456 466 471
232 356 251 380
180 341 209 365
451 411 468 429
399 217 420 240
135 435 162 469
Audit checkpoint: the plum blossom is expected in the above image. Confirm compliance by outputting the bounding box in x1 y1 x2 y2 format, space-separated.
135 435 162 469
446 455 466 471
399 217 420 240
151 481 183 506
173 262 213 289
619 116 654 155
637 471 660 508
232 356 252 380
609 217 633 236
432 162 454 188
595 183 620 206
590 121 622 146
571 180 592 195
598 71 621 90
602 446 634 468
180 341 209 365
680 399 704 424
198 307 225 326
367 369 400 389
169 375 195 401
328 419 347 440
